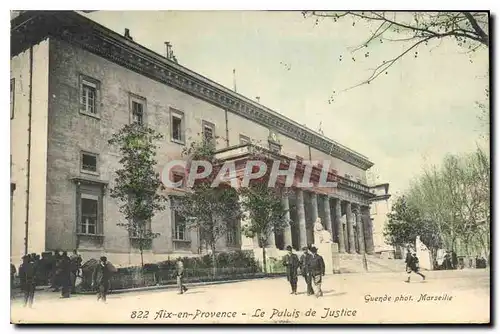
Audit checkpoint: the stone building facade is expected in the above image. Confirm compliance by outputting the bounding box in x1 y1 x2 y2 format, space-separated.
11 11 384 266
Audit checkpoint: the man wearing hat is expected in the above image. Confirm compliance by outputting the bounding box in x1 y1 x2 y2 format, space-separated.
19 255 37 307
309 246 325 297
283 246 300 294
405 252 426 283
93 256 114 302
299 246 314 295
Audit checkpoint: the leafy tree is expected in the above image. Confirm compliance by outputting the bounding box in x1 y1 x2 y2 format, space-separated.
301 11 489 91
384 195 442 267
239 181 291 273
172 137 242 277
108 123 167 271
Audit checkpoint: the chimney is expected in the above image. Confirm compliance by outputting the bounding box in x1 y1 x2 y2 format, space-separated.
124 28 133 41
256 96 260 103
165 42 172 60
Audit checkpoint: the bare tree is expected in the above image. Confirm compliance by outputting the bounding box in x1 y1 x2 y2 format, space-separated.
302 11 489 91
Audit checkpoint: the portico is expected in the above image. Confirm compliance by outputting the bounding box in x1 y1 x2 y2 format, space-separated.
214 143 376 255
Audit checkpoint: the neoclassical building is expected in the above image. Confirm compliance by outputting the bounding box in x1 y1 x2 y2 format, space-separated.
10 11 385 265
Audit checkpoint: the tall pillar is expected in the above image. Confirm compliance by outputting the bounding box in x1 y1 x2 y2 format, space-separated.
239 195 256 250
334 198 346 253
354 206 365 254
323 196 333 235
346 202 356 254
296 189 307 248
281 195 293 248
362 206 374 254
310 192 318 245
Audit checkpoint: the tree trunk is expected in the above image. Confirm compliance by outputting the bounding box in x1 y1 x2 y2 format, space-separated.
211 244 217 278
139 243 146 286
429 248 438 270
262 246 267 274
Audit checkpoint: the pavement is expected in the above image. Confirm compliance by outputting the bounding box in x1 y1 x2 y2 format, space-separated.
11 269 490 324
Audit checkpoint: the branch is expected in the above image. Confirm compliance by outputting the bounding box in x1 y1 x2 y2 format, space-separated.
342 35 434 91
462 12 489 46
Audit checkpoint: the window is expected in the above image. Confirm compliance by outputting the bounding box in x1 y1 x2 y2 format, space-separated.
170 109 185 143
130 220 152 238
81 152 98 173
173 211 189 241
79 75 99 116
130 95 146 125
226 221 238 247
202 120 215 145
132 101 144 124
269 141 281 154
239 134 250 145
10 78 15 119
80 195 98 235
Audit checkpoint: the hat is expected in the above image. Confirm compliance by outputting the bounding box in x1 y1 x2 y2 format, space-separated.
310 246 318 253
100 256 107 262
286 245 293 251
301 246 309 251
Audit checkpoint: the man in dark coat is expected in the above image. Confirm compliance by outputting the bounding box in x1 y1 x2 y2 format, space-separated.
405 252 426 282
60 251 72 298
70 249 83 293
93 256 114 302
451 250 458 270
299 246 314 295
308 247 326 297
51 250 62 291
176 258 188 294
19 255 37 307
11 262 17 300
282 245 300 294
405 248 413 272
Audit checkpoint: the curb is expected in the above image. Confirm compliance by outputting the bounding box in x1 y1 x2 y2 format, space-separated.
75 274 286 295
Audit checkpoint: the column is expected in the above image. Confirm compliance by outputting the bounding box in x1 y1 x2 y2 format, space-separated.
354 206 365 254
310 192 319 245
296 189 307 248
323 196 333 235
267 228 276 248
346 202 356 254
239 195 256 250
281 195 293 248
362 206 374 254
334 198 346 253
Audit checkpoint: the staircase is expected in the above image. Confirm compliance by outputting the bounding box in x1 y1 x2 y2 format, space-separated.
338 253 406 274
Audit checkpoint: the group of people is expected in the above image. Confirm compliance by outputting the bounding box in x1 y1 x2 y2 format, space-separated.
11 250 121 307
283 245 325 298
11 250 84 307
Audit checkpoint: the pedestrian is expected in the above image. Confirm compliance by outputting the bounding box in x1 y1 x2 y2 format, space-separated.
70 249 83 294
308 246 325 297
451 250 458 270
92 256 114 302
60 251 72 298
405 252 426 283
19 255 37 308
10 262 17 300
176 257 188 294
51 250 62 292
283 245 300 294
405 247 413 272
299 246 314 295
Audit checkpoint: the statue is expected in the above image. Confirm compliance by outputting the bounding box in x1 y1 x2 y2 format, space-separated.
313 218 333 244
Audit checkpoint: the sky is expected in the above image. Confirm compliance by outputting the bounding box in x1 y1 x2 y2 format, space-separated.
83 11 489 195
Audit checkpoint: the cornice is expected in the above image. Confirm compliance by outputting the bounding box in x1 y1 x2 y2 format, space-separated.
11 11 375 170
